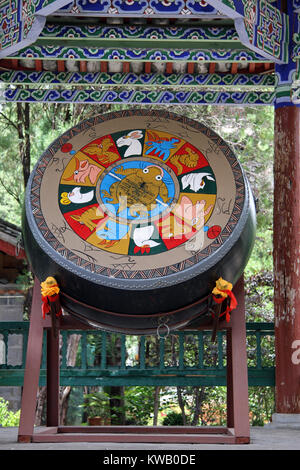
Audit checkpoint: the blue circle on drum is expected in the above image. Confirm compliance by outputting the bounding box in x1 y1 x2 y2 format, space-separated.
99 159 176 222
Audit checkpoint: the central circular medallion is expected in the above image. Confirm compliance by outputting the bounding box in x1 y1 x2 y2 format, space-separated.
96 157 179 224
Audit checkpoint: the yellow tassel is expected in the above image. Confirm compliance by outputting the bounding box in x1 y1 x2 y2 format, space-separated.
41 276 60 297
212 277 233 298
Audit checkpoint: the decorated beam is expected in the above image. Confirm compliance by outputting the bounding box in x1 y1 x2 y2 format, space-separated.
34 22 244 56
0 1 71 58
6 44 267 63
53 0 222 17
294 0 300 13
38 22 240 48
205 0 289 64
0 1 291 66
7 18 270 66
0 86 275 105
0 69 276 89
274 2 300 106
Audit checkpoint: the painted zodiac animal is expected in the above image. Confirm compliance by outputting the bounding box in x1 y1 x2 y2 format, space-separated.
169 147 200 175
174 196 212 230
84 137 119 165
96 219 129 247
70 206 105 231
181 172 215 192
144 134 180 161
60 187 94 205
63 159 102 185
101 165 169 214
116 130 143 157
158 196 212 240
83 138 119 165
133 225 160 254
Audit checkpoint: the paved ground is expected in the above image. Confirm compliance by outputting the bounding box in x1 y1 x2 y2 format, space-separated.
0 426 299 453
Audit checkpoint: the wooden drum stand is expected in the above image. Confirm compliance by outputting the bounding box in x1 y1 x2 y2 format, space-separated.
17 276 250 444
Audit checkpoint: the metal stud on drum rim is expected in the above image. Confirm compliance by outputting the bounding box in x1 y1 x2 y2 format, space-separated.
23 109 256 334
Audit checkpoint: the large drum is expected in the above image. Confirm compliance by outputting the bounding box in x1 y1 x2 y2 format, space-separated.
23 110 256 334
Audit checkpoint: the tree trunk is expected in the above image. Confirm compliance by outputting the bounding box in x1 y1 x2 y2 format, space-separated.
23 103 31 188
109 386 125 425
191 387 206 426
170 335 187 425
35 386 46 425
153 386 160 425
59 333 81 424
17 102 31 188
107 334 125 425
34 333 81 425
177 387 187 426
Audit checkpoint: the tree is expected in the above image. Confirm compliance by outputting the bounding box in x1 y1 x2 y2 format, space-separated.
0 102 111 225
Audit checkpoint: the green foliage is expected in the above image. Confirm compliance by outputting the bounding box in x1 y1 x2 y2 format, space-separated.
162 410 184 426
80 386 156 425
123 386 155 425
0 397 20 426
0 102 101 225
248 387 275 426
159 386 274 427
245 271 274 322
66 387 86 425
15 268 33 290
81 391 111 419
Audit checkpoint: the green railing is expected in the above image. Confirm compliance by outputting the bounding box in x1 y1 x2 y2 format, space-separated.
0 322 275 388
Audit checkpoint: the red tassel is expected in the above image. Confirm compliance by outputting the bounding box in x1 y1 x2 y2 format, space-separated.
212 290 237 322
41 294 62 319
41 296 50 319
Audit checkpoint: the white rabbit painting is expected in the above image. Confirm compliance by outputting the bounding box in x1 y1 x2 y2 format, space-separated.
116 130 143 158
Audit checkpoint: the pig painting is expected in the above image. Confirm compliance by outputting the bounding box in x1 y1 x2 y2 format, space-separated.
63 158 102 185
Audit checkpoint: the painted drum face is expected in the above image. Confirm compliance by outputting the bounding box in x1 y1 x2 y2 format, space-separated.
53 125 219 262
23 110 256 334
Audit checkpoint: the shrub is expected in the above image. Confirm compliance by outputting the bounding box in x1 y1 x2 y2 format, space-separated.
162 411 184 426
0 397 20 426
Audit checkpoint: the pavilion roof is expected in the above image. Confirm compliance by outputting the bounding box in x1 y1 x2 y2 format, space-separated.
0 1 298 105
0 219 25 260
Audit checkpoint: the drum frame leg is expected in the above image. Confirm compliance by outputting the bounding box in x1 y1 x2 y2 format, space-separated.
18 276 250 444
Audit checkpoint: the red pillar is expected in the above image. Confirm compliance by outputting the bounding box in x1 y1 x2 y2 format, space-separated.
226 276 250 442
18 278 44 442
46 328 60 427
274 105 300 414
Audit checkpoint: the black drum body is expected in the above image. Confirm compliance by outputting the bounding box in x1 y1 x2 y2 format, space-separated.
23 110 256 334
